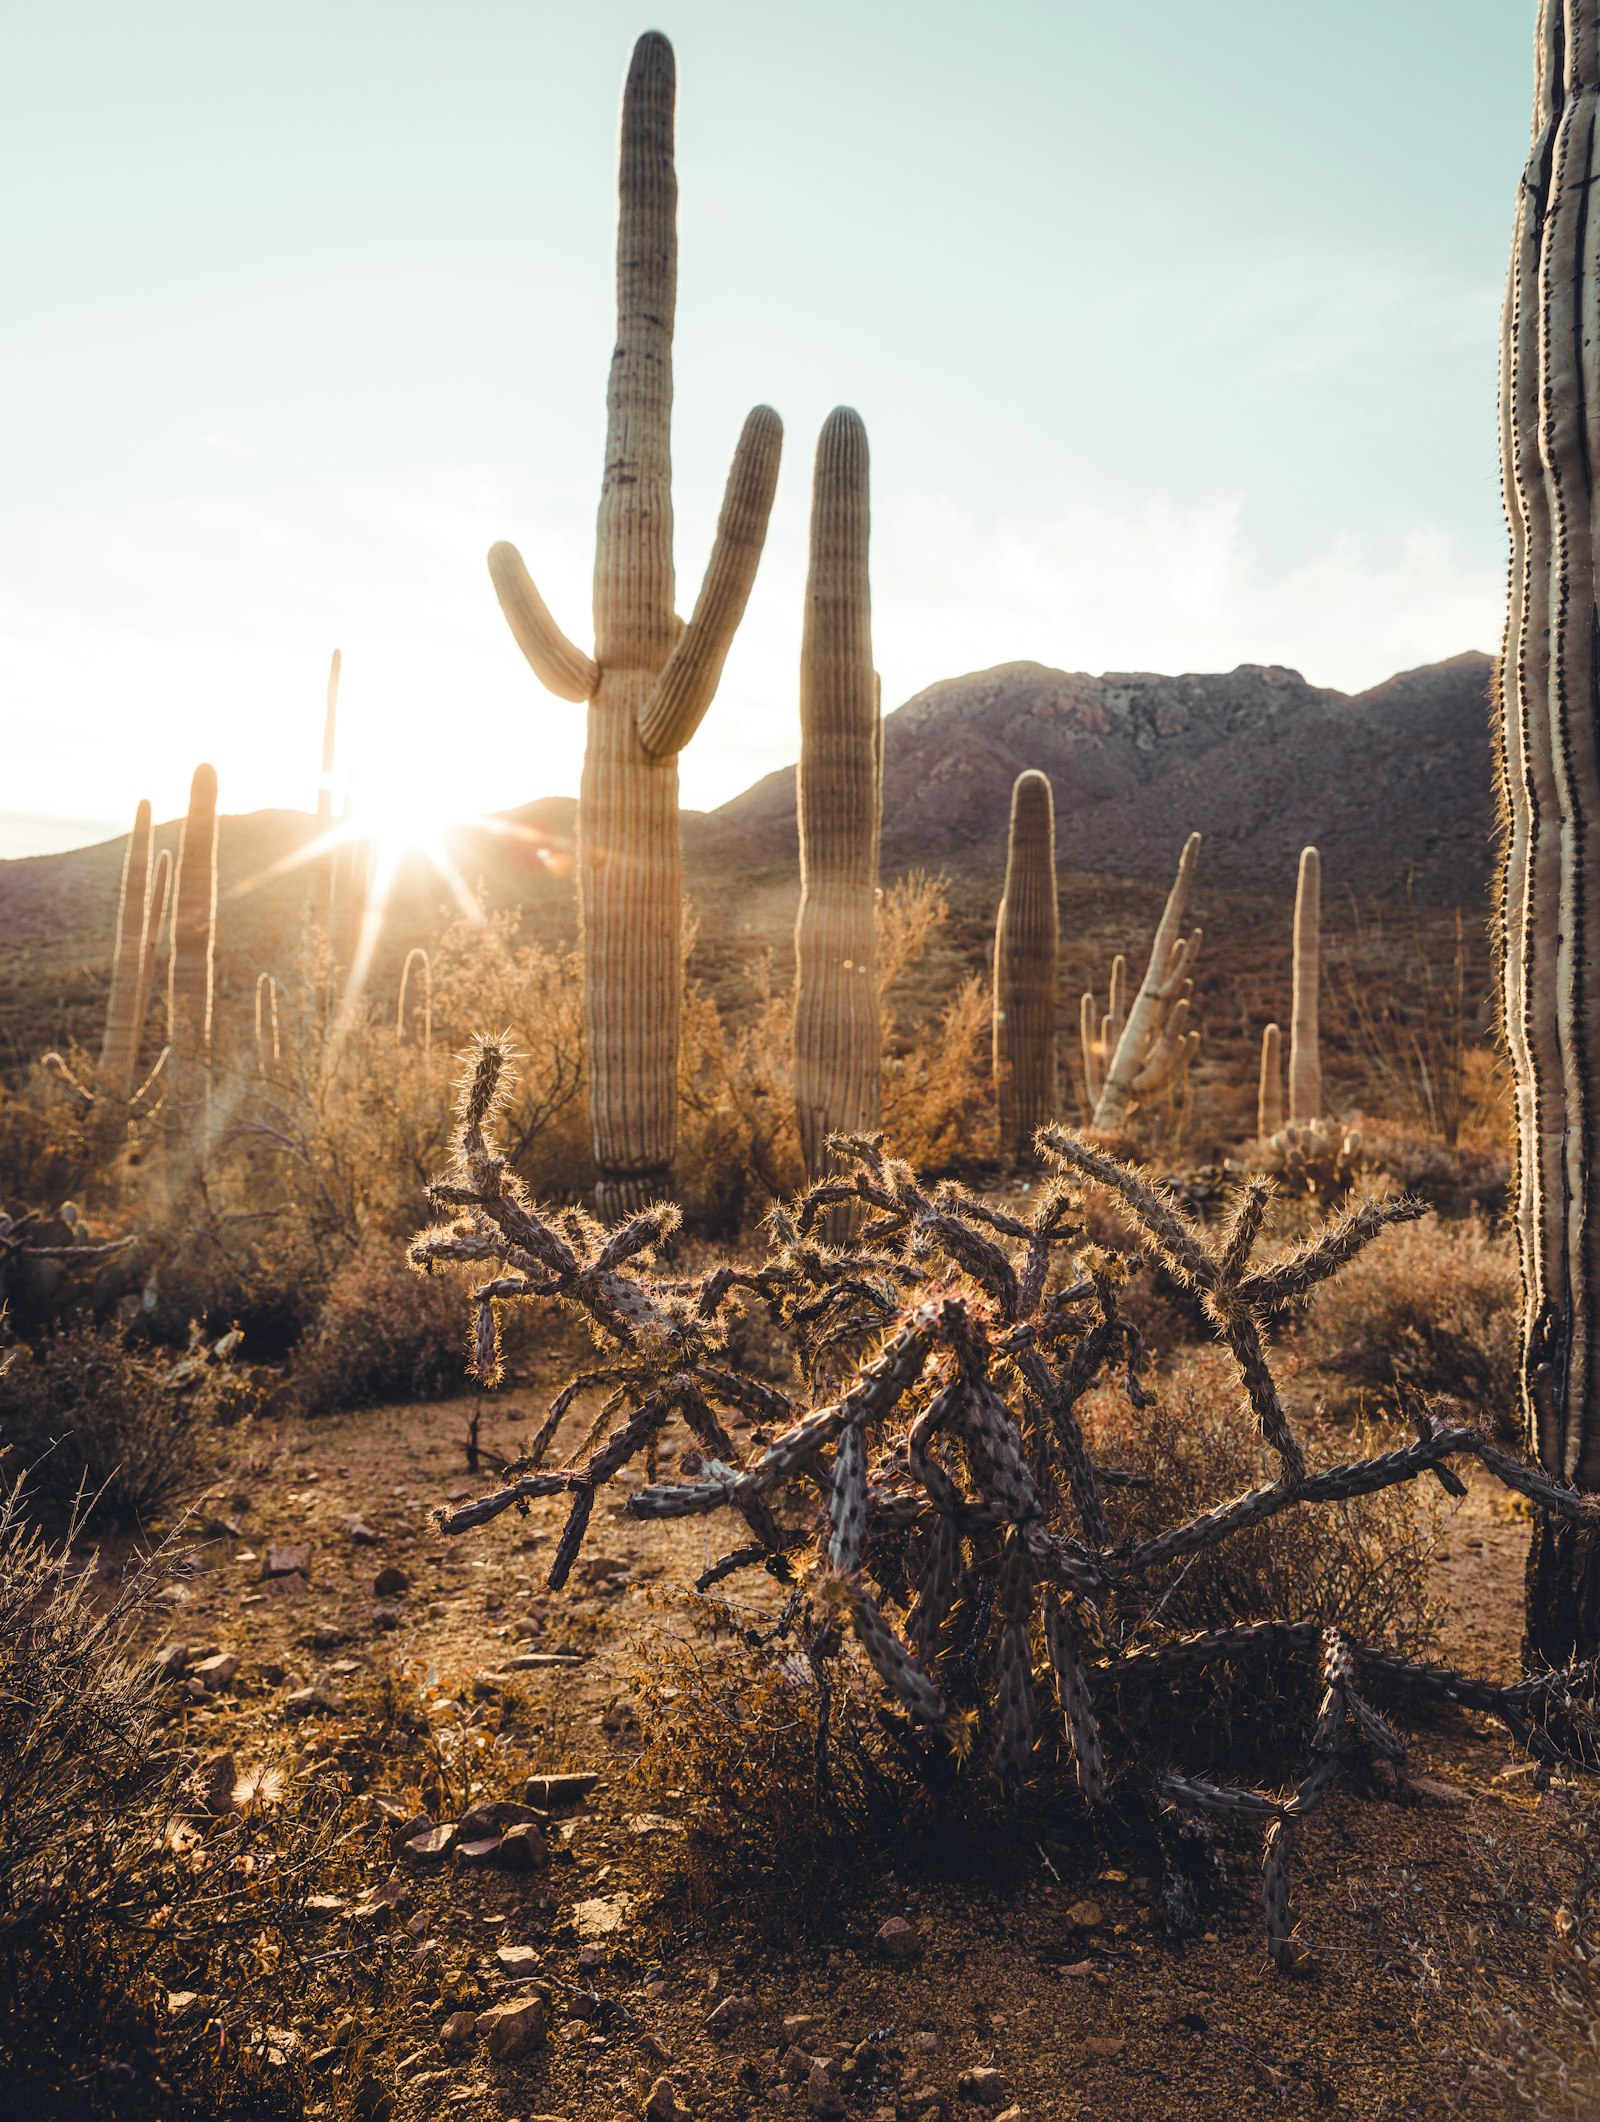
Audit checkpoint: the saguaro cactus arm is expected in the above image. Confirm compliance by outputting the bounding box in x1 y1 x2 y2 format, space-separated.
1093 832 1202 1131
487 544 599 703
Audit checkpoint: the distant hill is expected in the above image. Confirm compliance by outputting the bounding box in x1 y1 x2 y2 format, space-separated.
699 651 1496 899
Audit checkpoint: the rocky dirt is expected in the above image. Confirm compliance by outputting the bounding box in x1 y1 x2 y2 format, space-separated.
127 1372 1598 2122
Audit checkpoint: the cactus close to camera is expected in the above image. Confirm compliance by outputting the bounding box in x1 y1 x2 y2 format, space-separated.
1288 846 1322 1126
993 769 1058 1159
167 764 218 1117
794 409 880 1179
1498 3 1600 1661
1257 1021 1284 1140
100 799 168 1098
488 33 782 1216
1091 833 1203 1131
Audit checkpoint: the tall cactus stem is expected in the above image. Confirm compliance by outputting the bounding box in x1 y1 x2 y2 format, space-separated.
101 799 154 1097
487 33 782 1216
794 408 880 1179
1258 1022 1284 1141
254 973 281 1078
398 947 434 1051
993 770 1058 1161
1289 846 1322 1126
318 650 340 827
1092 833 1202 1132
167 764 218 1122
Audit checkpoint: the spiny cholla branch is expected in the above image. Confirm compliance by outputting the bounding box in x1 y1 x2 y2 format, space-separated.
410 1040 1600 1970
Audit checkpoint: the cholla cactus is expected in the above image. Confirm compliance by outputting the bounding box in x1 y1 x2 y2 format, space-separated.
488 34 782 1216
1257 1022 1283 1141
412 1040 1600 1969
1289 846 1322 1126
993 770 1058 1160
794 409 881 1182
1090 833 1203 1131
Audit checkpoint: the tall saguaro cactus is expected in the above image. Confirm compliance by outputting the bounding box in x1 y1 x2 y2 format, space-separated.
1289 846 1322 1126
100 799 170 1099
488 33 782 1215
794 409 880 1179
167 763 218 1121
1257 1022 1284 1141
1500 2 1600 1662
993 770 1058 1160
1092 833 1202 1132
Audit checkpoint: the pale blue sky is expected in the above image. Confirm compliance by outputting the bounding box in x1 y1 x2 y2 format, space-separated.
2 2 1525 854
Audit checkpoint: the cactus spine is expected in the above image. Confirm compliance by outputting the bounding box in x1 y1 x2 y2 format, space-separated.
794 409 880 1179
101 799 158 1097
1499 3 1600 1660
488 33 782 1215
167 764 218 1119
1258 1022 1284 1141
993 770 1058 1160
1288 846 1322 1126
1092 833 1202 1132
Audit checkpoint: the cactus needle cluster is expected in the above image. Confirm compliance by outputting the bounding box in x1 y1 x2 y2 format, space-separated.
414 1037 1600 1972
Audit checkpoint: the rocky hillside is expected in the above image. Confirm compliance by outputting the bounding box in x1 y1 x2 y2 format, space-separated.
701 651 1496 899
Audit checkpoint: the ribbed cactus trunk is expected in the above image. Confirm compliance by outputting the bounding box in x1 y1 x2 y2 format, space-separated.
1257 1022 1284 1140
794 409 880 1180
167 764 218 1126
1092 833 1202 1132
101 799 154 1097
993 770 1058 1162
488 33 781 1218
1288 846 1322 1126
1500 2 1600 1664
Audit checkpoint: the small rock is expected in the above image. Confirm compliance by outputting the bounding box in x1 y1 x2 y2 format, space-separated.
783 2016 815 2041
498 1821 550 1870
285 1687 333 1719
993 2109 1030 2122
308 1623 344 1651
502 1651 589 1671
571 1892 631 1938
404 1824 457 1862
806 2059 845 2118
374 1565 411 1598
373 1604 402 1631
263 1570 308 1601
438 2010 477 2052
1407 1775 1473 1809
264 1543 312 1580
190 1653 238 1693
912 2031 940 2052
1065 1899 1104 1929
957 2067 1009 2108
524 1771 601 1807
705 1994 757 2035
876 1916 920 1961
189 1749 238 1816
1082 2035 1125 2060
459 1798 546 1840
477 1993 548 2061
165 1990 203 2017
151 1643 189 1681
454 1836 501 1868
347 1516 379 1545
779 2046 814 2084
496 1942 543 1980
576 1943 606 1976
645 2077 691 2122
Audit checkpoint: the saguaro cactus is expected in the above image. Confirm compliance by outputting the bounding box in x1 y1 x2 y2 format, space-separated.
488 33 782 1214
1092 833 1202 1132
100 800 168 1098
167 763 218 1120
1079 954 1126 1115
1257 1022 1284 1140
1499 3 1600 1661
794 409 880 1179
993 770 1058 1160
1289 846 1322 1126
318 649 340 830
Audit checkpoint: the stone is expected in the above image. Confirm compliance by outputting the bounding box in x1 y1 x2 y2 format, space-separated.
373 1604 402 1631
806 2060 846 2119
502 1651 588 1670
957 2067 1009 2107
499 1821 549 1869
783 2016 815 2041
645 2078 691 2122
575 1943 606 1976
438 2011 477 2052
912 2032 940 2053
992 2108 1030 2122
264 1543 312 1580
374 1565 411 1598
524 1771 600 1807
151 1642 189 1681
1082 2035 1125 2060
459 1798 546 1841
477 1993 548 2061
1407 1775 1473 1809
454 1836 501 1868
876 1916 920 1961
190 1653 238 1693
285 1687 333 1719
705 1994 757 2035
571 1892 632 1937
404 1825 457 1862
347 1516 379 1545
779 2046 814 2084
1065 1899 1104 1929
496 1943 543 1981
189 1749 238 1816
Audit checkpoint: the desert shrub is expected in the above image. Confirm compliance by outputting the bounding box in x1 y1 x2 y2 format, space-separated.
294 1228 467 1414
0 1328 235 1525
1354 1118 1510 1219
1296 1208 1521 1436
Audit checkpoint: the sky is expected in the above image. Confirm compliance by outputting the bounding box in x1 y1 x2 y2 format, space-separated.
1 1 1528 857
